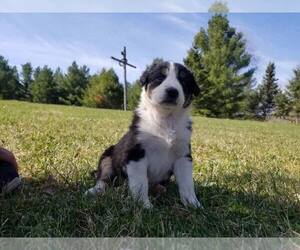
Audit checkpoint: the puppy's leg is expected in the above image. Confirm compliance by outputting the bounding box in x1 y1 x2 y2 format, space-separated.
126 158 152 208
85 148 115 196
173 157 202 208
85 179 107 196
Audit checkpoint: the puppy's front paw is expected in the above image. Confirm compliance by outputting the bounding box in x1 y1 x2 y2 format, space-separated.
180 191 203 209
84 181 107 196
143 200 153 209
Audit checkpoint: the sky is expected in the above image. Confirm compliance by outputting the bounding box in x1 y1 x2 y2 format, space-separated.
1 2 300 88
1 0 300 12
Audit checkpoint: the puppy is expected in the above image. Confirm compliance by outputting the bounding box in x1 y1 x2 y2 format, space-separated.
86 60 201 208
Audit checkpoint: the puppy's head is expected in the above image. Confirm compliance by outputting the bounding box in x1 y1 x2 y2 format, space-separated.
140 60 200 110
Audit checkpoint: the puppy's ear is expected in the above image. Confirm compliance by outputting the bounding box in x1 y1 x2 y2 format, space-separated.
188 71 200 96
139 69 149 87
192 77 200 97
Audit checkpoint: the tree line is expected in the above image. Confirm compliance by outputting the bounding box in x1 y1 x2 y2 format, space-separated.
0 57 141 110
0 13 300 122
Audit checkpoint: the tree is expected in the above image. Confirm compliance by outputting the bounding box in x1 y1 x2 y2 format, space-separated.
128 80 142 110
208 1 229 14
30 66 58 103
287 67 300 123
53 67 67 103
83 68 123 109
244 88 261 119
185 14 255 118
21 62 33 100
0 55 21 99
257 62 279 119
275 90 291 119
58 61 90 106
33 66 41 80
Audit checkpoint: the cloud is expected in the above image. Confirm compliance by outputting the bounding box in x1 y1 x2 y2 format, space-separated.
2 35 106 67
2 0 300 12
161 14 199 33
0 0 206 12
1 12 299 88
231 19 298 88
159 0 206 12
0 33 142 82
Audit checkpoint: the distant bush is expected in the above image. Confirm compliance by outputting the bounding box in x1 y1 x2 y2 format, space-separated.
127 81 141 110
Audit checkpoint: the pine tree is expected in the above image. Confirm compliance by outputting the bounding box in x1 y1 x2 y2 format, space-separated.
21 62 33 100
33 66 41 80
257 62 279 119
53 67 67 104
30 66 58 104
59 61 90 106
287 67 300 123
185 14 255 118
0 55 21 99
275 90 291 119
245 88 261 119
208 1 229 14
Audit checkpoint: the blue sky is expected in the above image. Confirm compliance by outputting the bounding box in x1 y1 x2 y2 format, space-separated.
1 0 300 12
1 13 300 88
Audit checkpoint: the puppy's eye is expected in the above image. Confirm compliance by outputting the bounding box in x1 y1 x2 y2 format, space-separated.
155 75 165 82
153 72 166 82
161 67 169 76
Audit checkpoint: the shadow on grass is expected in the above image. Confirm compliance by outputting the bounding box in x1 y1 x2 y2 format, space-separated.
0 174 299 237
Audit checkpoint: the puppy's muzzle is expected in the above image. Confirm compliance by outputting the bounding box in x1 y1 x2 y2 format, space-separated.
162 87 179 105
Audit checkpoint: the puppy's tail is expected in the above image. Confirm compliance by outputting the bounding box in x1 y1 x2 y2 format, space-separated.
86 145 115 196
89 145 115 180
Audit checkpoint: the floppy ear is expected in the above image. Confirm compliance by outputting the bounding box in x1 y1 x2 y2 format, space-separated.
189 72 200 96
139 69 149 87
192 79 200 97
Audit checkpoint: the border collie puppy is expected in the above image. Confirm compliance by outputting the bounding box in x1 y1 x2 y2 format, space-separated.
85 60 201 208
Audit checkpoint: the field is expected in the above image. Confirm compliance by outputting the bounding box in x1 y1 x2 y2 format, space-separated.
0 100 299 237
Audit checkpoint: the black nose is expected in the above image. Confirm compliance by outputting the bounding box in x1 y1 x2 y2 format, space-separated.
165 87 179 99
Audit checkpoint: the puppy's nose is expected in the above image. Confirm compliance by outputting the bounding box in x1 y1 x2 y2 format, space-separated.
165 87 179 99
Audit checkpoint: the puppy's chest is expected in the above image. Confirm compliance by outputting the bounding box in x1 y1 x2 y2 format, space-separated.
139 126 189 183
141 123 188 157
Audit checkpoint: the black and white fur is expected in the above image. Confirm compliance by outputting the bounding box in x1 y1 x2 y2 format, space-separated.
85 60 201 208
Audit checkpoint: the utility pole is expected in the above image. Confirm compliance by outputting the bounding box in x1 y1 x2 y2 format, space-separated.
111 46 136 111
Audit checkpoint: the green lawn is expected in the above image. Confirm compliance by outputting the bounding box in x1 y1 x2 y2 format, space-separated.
0 100 299 237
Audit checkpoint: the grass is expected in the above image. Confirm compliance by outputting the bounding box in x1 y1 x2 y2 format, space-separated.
0 100 299 237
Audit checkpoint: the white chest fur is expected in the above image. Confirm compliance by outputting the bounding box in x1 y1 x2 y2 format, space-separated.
136 103 191 184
